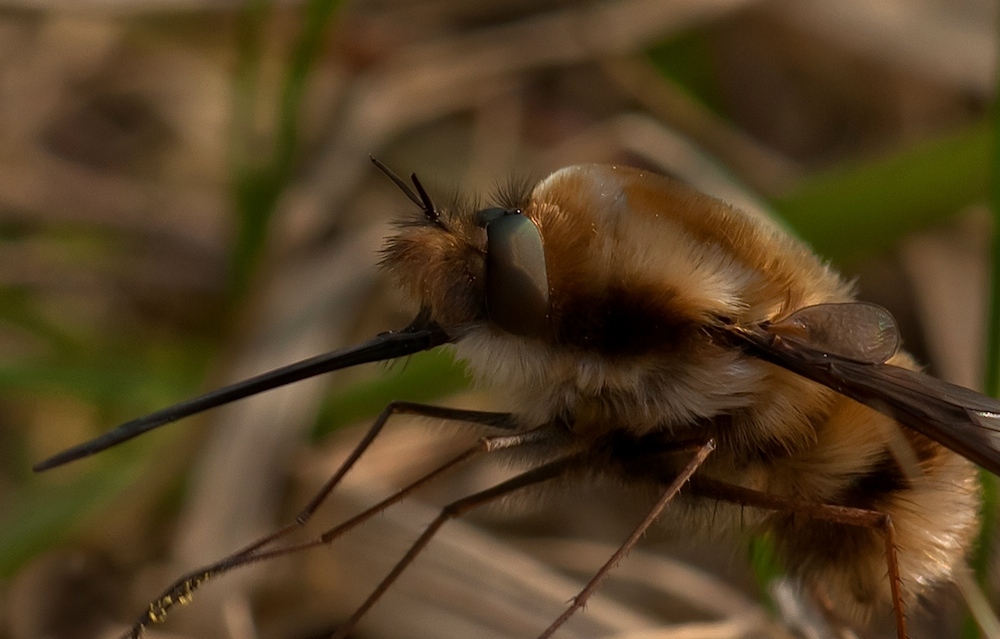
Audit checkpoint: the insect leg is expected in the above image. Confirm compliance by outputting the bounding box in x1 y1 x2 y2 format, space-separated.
331 451 582 639
536 438 716 639
691 477 907 639
259 402 515 554
119 402 515 639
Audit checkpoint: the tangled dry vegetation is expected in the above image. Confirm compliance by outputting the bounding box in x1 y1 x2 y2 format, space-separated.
0 1 996 638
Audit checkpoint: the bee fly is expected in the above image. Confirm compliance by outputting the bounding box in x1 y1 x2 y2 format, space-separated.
35 161 998 639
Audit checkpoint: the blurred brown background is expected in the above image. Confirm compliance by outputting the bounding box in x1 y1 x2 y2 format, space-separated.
0 1 996 638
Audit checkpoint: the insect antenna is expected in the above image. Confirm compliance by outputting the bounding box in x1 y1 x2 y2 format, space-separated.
370 156 442 226
370 156 422 209
409 172 437 221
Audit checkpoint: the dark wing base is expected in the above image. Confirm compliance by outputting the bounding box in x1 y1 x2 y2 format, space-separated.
721 324 1000 476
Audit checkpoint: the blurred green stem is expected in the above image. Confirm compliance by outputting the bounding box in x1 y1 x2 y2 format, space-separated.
229 0 343 300
961 37 1000 639
772 122 990 262
974 22 1000 616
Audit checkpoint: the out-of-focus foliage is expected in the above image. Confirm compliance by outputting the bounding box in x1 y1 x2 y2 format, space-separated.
0 1 995 638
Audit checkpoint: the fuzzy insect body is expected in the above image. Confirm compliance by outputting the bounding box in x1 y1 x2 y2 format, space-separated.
36 163 993 638
385 164 979 625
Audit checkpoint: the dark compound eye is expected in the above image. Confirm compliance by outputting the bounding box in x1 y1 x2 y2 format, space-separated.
482 211 549 337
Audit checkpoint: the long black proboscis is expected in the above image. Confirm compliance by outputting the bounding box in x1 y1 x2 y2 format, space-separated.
34 321 451 472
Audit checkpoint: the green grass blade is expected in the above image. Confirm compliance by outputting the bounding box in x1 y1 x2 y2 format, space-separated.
772 122 991 260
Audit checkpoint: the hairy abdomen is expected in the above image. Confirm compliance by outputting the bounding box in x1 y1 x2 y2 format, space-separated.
762 363 980 622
